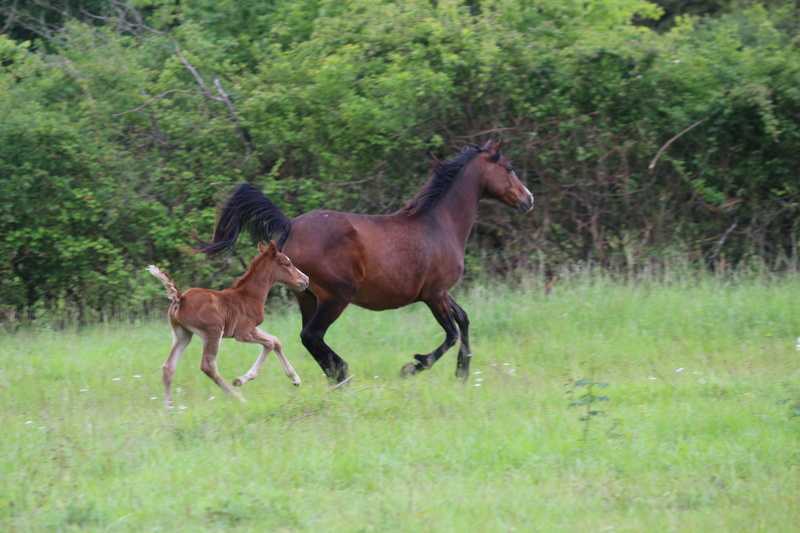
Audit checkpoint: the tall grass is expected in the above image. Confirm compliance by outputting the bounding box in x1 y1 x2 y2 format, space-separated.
1 273 799 531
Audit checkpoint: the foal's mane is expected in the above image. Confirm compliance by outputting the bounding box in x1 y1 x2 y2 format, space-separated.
231 245 274 289
401 144 486 216
231 266 256 290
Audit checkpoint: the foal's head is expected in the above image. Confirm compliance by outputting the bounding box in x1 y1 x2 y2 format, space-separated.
475 138 534 214
249 241 309 291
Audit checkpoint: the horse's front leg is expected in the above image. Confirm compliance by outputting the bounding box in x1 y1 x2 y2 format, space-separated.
300 299 350 384
448 295 471 380
199 330 245 402
400 297 459 379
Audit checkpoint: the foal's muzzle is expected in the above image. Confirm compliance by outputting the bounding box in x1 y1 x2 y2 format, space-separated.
296 273 310 292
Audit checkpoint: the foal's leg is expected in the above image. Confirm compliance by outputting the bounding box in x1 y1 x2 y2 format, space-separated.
233 328 301 387
448 295 472 380
400 296 460 379
163 323 193 409
199 329 245 402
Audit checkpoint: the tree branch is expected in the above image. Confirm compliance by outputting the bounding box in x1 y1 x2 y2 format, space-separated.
113 89 206 116
648 119 706 171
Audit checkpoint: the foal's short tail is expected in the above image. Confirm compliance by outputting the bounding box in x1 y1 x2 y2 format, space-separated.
196 182 293 258
148 265 181 303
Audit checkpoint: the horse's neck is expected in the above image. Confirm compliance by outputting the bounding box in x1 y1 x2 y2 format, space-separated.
427 168 483 246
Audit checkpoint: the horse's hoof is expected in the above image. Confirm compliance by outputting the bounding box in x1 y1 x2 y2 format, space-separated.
232 378 243 387
293 381 301 387
400 362 418 379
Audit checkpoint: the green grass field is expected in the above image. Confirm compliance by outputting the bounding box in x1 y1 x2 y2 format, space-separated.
2 274 800 532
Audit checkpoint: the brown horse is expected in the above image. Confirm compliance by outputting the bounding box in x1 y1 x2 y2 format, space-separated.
148 241 309 407
199 139 533 383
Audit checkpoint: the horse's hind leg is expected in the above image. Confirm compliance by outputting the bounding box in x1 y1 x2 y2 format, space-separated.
448 295 471 380
163 323 193 409
401 297 459 378
199 330 245 402
233 328 301 387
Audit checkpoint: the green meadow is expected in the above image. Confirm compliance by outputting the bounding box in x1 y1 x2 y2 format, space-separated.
2 274 800 532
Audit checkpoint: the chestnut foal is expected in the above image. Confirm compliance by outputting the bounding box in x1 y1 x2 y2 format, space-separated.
148 241 309 408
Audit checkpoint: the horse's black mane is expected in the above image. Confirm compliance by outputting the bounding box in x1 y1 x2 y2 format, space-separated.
401 144 486 216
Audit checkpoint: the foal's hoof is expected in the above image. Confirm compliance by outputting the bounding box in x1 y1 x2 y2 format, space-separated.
400 362 419 379
232 378 243 387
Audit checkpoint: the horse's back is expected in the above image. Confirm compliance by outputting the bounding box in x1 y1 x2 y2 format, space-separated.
285 210 456 309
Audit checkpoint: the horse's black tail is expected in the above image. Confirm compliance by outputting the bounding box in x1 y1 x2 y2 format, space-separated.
196 183 292 258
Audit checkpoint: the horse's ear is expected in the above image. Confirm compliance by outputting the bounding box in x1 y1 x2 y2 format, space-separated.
482 138 494 150
258 242 267 253
268 240 279 255
486 137 503 162
494 137 504 153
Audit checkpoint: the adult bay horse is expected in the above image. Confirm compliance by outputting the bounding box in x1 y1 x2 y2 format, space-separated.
199 139 534 383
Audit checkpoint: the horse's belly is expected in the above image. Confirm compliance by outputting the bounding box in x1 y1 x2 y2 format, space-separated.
351 284 418 311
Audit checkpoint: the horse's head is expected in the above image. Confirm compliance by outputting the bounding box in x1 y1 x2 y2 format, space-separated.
477 138 534 214
257 241 309 291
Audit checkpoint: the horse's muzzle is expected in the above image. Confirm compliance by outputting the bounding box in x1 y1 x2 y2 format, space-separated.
518 194 534 214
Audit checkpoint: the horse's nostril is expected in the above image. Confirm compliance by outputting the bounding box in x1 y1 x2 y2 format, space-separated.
519 198 534 213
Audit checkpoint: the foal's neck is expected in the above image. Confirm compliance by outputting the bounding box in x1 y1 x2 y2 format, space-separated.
232 266 274 303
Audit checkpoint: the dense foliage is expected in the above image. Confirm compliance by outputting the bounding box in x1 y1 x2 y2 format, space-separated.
1 0 799 322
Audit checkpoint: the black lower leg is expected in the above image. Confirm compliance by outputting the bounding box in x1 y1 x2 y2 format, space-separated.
450 298 471 380
299 299 350 384
401 298 459 378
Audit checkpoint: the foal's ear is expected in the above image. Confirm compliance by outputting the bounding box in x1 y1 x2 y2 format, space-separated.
258 241 278 256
